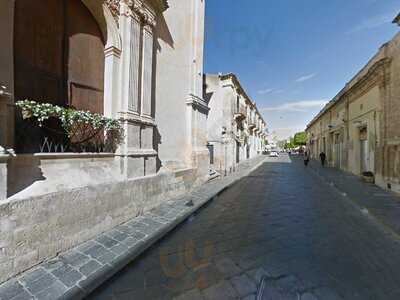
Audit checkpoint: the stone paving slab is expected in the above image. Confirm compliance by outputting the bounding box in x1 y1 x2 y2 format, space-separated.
87 154 400 299
0 156 267 300
304 156 400 238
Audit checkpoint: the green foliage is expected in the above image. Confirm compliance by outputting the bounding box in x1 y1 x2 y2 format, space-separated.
16 100 121 133
16 100 124 150
284 139 295 150
293 131 307 146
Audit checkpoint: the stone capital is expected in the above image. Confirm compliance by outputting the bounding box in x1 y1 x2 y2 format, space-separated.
104 0 120 19
143 13 156 28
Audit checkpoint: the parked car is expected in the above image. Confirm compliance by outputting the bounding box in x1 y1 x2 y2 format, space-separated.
269 151 279 157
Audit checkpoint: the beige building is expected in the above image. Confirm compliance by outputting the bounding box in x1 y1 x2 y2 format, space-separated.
0 0 209 283
205 73 267 176
306 18 400 192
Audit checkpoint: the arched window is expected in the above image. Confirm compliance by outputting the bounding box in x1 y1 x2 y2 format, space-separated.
14 0 105 152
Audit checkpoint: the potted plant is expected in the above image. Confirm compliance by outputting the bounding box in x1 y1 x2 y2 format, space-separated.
16 100 123 152
362 171 375 184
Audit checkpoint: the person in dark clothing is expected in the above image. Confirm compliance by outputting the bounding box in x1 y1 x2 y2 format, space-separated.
319 152 326 166
304 151 310 166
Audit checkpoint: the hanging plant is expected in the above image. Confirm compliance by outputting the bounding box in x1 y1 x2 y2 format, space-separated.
16 100 123 151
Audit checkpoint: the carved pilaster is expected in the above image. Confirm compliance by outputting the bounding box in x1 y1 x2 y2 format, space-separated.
0 85 12 153
128 12 142 112
141 22 154 118
119 1 142 113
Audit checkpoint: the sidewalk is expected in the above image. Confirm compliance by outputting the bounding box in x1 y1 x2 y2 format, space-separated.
300 156 400 237
0 156 267 300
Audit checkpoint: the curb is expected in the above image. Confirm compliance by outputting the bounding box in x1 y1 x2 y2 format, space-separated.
67 157 267 299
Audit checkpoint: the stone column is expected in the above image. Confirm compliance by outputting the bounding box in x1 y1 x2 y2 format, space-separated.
184 0 209 181
0 87 10 201
104 47 121 118
117 2 158 178
0 154 9 201
0 85 12 152
141 20 154 119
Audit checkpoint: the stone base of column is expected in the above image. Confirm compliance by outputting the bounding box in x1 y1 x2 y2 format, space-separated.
117 116 158 179
189 148 210 182
0 154 9 200
118 150 158 179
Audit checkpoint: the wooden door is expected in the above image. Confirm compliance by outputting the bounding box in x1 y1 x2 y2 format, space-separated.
66 0 105 114
14 0 65 105
14 0 105 152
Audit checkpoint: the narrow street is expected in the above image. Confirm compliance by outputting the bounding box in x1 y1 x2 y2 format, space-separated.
88 154 400 300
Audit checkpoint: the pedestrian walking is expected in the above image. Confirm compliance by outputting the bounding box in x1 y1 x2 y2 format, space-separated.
304 151 310 166
319 151 326 167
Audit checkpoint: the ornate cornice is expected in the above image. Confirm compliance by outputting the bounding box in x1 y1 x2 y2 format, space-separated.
105 0 159 27
186 94 210 114
218 73 266 124
307 58 391 130
104 0 120 22
142 10 156 28
117 111 156 126
346 58 391 103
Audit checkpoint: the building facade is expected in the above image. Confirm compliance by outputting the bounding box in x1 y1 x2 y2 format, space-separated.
205 73 267 176
306 20 400 193
0 0 209 283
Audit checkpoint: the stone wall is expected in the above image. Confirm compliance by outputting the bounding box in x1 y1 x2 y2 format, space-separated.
0 0 211 285
306 31 400 192
0 166 193 283
378 32 400 192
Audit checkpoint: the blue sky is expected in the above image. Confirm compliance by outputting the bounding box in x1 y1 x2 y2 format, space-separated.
204 0 399 140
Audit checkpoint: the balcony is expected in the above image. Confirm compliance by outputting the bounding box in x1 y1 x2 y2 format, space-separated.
248 122 256 130
234 105 246 122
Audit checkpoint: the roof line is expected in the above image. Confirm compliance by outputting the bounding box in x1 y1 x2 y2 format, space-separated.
216 73 266 125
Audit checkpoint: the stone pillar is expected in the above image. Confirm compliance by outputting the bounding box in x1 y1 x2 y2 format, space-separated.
141 21 154 119
0 154 8 201
104 46 121 118
184 0 209 181
0 89 10 198
117 2 158 178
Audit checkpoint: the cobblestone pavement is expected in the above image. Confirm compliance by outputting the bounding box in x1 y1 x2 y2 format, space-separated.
0 156 266 300
306 157 400 236
88 154 400 300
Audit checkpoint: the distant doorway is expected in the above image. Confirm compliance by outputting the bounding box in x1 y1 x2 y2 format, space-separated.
359 127 369 173
236 141 240 164
207 144 214 165
334 133 341 168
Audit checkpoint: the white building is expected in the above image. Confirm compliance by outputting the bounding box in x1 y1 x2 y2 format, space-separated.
0 0 209 284
205 73 267 175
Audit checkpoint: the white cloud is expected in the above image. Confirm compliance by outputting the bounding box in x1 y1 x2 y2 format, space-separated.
348 13 394 33
261 100 328 112
270 126 305 140
258 88 274 95
295 73 317 83
258 88 284 95
272 89 285 94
